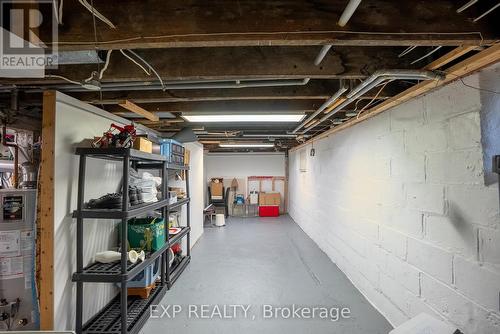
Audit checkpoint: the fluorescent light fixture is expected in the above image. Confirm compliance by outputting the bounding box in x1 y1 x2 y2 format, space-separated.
182 114 305 122
219 143 274 148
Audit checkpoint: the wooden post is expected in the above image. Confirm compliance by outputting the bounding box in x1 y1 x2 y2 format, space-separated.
39 91 56 330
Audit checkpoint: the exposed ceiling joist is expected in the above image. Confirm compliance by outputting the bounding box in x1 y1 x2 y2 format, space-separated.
2 47 414 86
118 100 159 122
109 100 323 115
44 0 495 51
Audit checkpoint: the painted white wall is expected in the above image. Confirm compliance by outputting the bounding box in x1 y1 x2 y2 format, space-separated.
288 64 500 333
205 152 286 209
205 152 285 179
52 92 203 330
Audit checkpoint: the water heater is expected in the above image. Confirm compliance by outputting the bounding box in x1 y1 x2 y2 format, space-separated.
0 189 38 331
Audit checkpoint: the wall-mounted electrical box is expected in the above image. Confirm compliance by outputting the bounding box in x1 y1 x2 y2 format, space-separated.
0 189 38 331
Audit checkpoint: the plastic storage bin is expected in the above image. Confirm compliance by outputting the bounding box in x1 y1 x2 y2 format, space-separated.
126 217 165 252
160 138 185 164
259 205 279 217
129 257 161 288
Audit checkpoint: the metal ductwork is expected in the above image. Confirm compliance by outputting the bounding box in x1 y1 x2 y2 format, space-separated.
8 78 311 93
292 85 348 134
299 70 443 134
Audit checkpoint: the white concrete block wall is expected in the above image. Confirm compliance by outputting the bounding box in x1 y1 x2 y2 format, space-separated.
288 64 500 333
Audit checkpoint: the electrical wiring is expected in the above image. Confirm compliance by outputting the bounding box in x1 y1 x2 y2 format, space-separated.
122 49 166 91
78 0 116 29
47 30 485 47
59 0 64 25
45 74 81 86
120 49 152 75
356 81 391 119
97 49 112 80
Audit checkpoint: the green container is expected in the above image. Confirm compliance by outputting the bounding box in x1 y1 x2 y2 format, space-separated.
126 217 165 252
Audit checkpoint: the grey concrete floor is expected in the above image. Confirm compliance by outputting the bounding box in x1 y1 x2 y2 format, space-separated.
142 215 392 334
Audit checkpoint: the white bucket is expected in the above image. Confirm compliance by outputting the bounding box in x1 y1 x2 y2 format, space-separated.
215 214 226 227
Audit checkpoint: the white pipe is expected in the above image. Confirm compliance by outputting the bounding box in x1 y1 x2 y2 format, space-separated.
292 86 348 133
338 0 362 27
314 45 333 66
457 0 478 13
302 70 443 134
474 3 500 22
411 46 442 65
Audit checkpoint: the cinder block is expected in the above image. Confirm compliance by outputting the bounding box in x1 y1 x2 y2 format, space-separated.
391 153 426 183
479 228 500 266
391 98 425 131
421 273 500 333
379 226 407 259
385 255 421 295
448 112 481 150
406 183 445 214
372 180 405 208
447 184 500 227
406 121 448 154
425 215 478 259
380 272 412 314
379 207 424 238
454 256 500 311
407 238 453 283
426 150 484 185
424 80 482 123
375 131 406 158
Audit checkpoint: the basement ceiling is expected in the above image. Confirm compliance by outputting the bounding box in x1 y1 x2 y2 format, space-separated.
0 0 499 152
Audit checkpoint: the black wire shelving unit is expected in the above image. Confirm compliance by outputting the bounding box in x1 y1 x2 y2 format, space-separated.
72 148 191 334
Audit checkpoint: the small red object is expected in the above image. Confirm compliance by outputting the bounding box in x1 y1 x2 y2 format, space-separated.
259 205 279 217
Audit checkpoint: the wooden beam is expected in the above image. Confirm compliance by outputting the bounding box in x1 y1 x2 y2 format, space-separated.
2 46 412 85
39 90 55 330
44 0 494 50
291 43 500 152
66 80 396 105
118 100 159 121
109 100 326 115
424 45 477 70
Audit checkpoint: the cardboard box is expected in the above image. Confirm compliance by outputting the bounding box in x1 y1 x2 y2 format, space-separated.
184 149 190 166
210 178 223 197
133 137 153 153
259 192 280 206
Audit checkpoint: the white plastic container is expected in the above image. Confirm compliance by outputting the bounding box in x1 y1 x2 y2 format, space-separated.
215 213 225 227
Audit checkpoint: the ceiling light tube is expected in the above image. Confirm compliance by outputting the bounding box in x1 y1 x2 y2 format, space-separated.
219 143 274 148
182 114 305 122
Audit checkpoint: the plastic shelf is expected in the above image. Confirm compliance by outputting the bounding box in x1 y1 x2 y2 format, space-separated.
82 283 167 334
73 198 189 220
168 226 190 245
168 256 191 289
75 147 166 162
73 243 169 283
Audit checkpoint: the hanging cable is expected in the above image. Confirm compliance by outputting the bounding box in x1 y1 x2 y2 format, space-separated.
78 0 116 28
45 74 81 86
122 49 166 90
356 81 391 118
98 49 112 80
411 46 443 64
120 49 151 75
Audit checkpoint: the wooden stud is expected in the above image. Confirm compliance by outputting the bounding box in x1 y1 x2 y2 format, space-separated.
424 45 477 70
118 100 159 122
39 90 56 330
